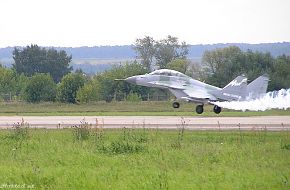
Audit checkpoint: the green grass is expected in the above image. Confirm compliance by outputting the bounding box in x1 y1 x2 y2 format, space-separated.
0 127 289 189
0 101 289 116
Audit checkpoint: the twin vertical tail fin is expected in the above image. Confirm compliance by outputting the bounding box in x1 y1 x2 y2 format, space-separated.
217 74 269 101
220 76 248 101
246 74 269 99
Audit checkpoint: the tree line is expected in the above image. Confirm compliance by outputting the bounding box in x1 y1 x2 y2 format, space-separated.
0 38 290 103
200 46 290 90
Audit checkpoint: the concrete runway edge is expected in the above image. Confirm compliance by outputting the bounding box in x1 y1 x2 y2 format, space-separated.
0 116 290 131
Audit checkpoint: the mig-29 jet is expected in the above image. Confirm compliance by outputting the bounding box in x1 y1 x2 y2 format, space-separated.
122 69 269 114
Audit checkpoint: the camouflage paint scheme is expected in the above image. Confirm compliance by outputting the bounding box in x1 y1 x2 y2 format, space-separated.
124 69 269 113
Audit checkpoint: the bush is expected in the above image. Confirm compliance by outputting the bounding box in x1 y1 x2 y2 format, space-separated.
10 118 29 140
76 81 101 103
24 73 56 103
107 141 145 154
72 121 91 141
57 73 86 103
126 92 142 102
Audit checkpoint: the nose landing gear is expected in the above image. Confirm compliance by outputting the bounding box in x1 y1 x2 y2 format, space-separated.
172 102 180 108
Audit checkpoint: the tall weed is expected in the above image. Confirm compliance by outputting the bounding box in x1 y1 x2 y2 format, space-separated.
171 117 186 149
10 118 29 140
72 118 91 141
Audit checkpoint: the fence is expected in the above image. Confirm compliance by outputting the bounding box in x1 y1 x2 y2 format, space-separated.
0 93 13 102
106 93 171 102
0 92 171 102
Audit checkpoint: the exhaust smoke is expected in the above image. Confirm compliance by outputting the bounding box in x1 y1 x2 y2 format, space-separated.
212 89 290 111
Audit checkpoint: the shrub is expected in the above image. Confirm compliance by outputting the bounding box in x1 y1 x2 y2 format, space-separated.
10 118 29 140
72 121 91 141
126 92 142 102
57 73 86 103
24 73 56 102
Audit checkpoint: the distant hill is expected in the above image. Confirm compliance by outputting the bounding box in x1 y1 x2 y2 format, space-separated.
1 42 289 74
187 42 290 58
1 42 289 60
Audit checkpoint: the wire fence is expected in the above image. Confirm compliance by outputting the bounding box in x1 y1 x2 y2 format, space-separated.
111 93 170 102
0 92 171 102
0 93 14 102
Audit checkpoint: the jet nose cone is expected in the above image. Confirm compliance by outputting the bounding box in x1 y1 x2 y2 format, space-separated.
125 76 137 84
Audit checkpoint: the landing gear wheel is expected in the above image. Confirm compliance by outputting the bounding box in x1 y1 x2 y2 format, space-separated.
196 105 204 114
213 105 222 114
172 102 180 108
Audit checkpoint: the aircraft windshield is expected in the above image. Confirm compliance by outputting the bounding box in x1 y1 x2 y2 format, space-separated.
149 69 189 78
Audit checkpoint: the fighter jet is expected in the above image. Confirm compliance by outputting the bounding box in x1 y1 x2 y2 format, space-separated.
123 69 269 114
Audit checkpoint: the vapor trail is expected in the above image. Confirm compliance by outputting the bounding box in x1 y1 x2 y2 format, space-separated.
212 89 290 111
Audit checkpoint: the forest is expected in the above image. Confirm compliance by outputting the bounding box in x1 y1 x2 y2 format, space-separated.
0 36 290 103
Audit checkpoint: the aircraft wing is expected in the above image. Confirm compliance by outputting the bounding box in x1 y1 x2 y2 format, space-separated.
183 88 217 101
148 80 218 101
147 81 186 90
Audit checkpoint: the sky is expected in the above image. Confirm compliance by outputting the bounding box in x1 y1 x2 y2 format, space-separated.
1 0 290 47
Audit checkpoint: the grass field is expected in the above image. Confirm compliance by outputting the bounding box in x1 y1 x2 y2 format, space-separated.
0 101 289 116
0 125 289 189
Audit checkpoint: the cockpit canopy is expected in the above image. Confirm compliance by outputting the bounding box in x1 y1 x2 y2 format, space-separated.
149 69 189 78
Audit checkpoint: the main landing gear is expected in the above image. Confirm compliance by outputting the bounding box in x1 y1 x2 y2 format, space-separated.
173 101 222 114
213 105 222 114
195 105 222 114
196 105 204 114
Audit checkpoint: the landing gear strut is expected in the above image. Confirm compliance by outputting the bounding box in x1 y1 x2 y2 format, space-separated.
213 105 222 114
172 102 180 108
196 105 204 114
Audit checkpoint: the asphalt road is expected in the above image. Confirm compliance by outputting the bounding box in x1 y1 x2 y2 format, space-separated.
0 116 290 131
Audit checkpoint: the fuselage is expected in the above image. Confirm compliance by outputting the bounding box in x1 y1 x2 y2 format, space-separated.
123 69 268 114
125 69 222 104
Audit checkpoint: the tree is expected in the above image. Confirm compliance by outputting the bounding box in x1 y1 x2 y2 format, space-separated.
57 73 86 103
166 58 190 74
76 62 149 103
243 50 274 81
201 46 279 89
134 35 189 70
134 36 155 71
155 35 188 69
24 73 56 103
13 44 72 83
0 65 29 101
270 55 290 90
46 48 73 82
96 62 149 102
202 46 244 87
76 80 101 103
0 66 16 95
14 73 29 100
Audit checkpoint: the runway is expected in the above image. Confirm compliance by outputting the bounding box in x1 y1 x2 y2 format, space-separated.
0 116 290 131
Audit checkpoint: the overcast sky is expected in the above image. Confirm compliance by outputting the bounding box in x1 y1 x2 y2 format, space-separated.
1 0 290 47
